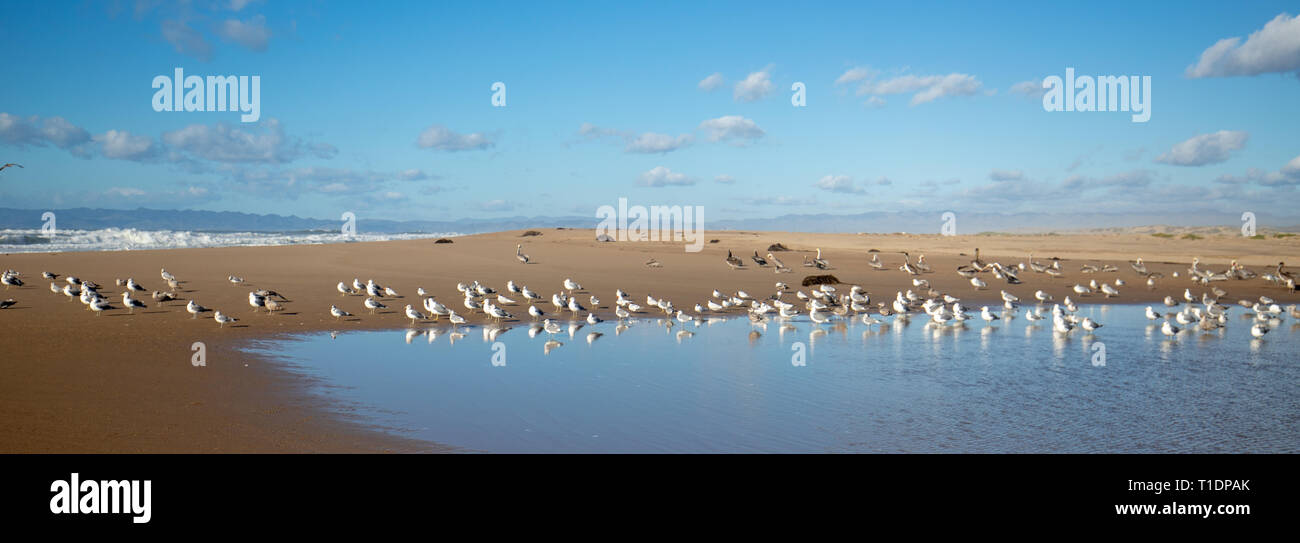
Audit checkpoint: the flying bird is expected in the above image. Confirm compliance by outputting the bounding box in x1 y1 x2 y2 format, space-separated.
0 163 23 173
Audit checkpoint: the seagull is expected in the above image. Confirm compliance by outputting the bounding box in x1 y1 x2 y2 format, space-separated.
516 244 530 264
404 305 425 325
485 303 512 323
214 311 236 328
1250 322 1269 339
563 278 582 293
337 281 354 296
528 305 545 320
88 298 110 315
364 297 386 314
567 297 586 314
248 291 266 312
125 277 146 292
384 287 401 297
0 163 23 172
187 300 208 319
0 299 15 309
122 292 146 313
447 311 467 328
981 306 999 323
228 275 245 286
1 274 22 289
1161 320 1180 338
330 305 351 320
265 298 283 313
1081 317 1103 332
586 313 603 325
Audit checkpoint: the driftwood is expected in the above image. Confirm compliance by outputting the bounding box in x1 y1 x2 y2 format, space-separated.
434 238 454 244
767 243 790 252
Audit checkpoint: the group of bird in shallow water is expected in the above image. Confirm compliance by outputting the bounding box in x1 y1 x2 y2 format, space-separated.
2 245 1296 345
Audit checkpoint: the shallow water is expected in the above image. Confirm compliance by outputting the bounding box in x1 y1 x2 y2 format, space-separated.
242 304 1300 453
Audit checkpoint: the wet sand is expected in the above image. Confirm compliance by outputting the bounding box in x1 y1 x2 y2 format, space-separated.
2 228 1297 452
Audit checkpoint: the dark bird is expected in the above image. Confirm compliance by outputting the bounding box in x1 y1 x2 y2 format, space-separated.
0 163 23 173
0 299 16 309
751 251 768 267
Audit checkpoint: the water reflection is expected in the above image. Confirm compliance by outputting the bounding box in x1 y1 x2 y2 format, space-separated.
244 305 1300 453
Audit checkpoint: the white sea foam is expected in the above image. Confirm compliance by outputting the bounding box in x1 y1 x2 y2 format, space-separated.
0 228 459 254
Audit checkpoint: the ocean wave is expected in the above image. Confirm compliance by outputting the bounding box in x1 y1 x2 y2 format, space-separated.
0 228 459 253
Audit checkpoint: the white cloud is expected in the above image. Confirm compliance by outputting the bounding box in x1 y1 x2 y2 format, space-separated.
861 73 983 105
1154 130 1249 166
816 174 864 194
1186 13 1300 78
698 115 764 144
698 72 725 91
160 20 212 61
714 174 736 184
217 14 271 52
989 169 1024 181
479 199 515 211
0 113 91 149
625 132 693 154
865 96 886 108
1009 80 1046 99
835 67 873 85
737 195 815 206
637 166 695 187
1214 154 1300 186
733 67 773 102
96 130 159 160
416 124 494 151
163 118 308 163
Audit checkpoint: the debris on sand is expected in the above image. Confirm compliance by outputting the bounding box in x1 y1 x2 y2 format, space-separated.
767 243 790 252
434 238 454 244
801 274 841 286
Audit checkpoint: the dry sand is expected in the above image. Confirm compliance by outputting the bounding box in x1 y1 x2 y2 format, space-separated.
2 228 1298 452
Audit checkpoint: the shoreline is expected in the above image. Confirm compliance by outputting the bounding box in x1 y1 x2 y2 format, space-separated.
2 228 1297 452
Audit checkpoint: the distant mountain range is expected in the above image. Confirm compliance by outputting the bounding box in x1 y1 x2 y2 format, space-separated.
1 207 1295 235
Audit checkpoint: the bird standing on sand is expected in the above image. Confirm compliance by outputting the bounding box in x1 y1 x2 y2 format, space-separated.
364 297 386 314
0 299 16 309
214 311 236 328
404 305 425 325
751 251 768 267
724 250 745 270
248 292 266 312
122 292 146 313
187 300 208 319
330 305 351 320
516 244 530 264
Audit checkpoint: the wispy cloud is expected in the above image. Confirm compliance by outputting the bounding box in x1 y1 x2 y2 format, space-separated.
416 124 495 151
837 67 983 105
698 72 725 92
216 14 270 52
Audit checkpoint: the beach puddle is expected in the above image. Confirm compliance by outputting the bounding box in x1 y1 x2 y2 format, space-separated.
241 305 1300 453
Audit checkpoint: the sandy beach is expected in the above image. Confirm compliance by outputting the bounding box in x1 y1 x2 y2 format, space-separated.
2 228 1298 452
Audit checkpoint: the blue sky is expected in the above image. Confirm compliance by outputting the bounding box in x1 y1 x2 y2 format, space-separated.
2 1 1299 225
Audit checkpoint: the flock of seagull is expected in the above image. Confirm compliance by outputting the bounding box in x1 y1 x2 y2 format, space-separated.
2 245 1297 349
